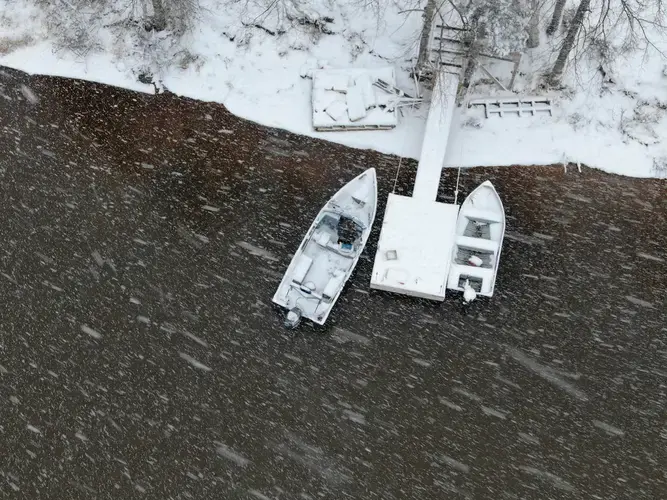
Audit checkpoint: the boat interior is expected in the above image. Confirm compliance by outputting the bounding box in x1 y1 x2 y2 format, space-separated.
287 211 364 306
451 208 503 294
454 219 495 268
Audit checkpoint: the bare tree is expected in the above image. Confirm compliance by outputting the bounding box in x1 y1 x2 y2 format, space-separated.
586 0 666 59
550 0 666 85
546 0 567 35
148 0 202 33
548 0 591 84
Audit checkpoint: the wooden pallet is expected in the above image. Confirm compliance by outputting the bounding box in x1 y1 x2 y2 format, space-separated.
468 97 553 118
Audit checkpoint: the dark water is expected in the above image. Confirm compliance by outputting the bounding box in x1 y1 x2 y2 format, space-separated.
1 66 666 499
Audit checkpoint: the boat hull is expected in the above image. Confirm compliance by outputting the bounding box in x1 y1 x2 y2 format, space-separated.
447 180 505 297
273 168 377 325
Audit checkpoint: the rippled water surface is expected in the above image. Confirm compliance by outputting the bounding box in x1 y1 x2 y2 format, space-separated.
1 67 666 499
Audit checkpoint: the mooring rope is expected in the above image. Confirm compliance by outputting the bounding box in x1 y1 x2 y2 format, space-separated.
391 154 403 194
454 165 462 205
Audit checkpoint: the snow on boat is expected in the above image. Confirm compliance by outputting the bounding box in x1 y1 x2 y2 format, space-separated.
447 180 505 297
273 168 377 327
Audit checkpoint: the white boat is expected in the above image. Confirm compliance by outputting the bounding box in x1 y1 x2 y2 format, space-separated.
447 180 505 297
273 168 377 327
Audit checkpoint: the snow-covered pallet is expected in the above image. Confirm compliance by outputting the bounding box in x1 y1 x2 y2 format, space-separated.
311 67 399 132
468 97 553 118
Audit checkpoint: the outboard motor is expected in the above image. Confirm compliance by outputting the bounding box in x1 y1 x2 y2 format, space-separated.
463 279 477 304
337 216 361 246
284 307 302 329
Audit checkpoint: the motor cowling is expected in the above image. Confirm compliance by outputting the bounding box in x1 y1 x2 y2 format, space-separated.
284 308 302 329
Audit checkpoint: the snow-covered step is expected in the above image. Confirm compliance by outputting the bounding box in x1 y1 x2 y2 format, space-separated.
468 97 553 118
429 49 463 69
427 10 466 70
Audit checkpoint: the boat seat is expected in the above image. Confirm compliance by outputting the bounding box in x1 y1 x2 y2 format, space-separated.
456 235 499 253
292 254 313 285
464 208 502 224
322 269 346 302
314 230 330 247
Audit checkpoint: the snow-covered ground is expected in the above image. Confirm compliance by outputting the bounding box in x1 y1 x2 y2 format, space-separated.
1 0 666 178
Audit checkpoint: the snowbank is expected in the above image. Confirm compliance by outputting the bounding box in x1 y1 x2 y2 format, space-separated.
1 0 666 178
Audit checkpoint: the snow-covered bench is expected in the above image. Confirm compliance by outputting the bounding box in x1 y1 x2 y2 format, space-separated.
292 255 313 285
463 208 503 224
456 235 500 254
322 269 346 302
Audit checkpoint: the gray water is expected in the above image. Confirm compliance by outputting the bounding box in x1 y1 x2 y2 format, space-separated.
0 66 666 499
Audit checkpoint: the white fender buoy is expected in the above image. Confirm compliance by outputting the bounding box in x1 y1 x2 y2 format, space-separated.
468 255 483 267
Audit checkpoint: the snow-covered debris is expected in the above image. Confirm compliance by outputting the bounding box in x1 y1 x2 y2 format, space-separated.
592 420 626 437
248 490 271 500
518 466 575 492
625 295 654 308
506 347 588 401
481 406 508 420
178 352 212 372
215 443 251 467
346 80 367 122
437 454 471 473
81 324 102 339
236 241 279 262
330 327 370 345
26 424 42 434
182 331 209 348
312 67 398 131
20 84 39 104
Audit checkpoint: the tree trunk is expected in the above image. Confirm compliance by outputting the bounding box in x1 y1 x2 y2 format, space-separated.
546 0 567 36
456 8 483 103
456 56 477 103
526 0 541 48
548 0 591 84
151 0 167 31
416 0 439 73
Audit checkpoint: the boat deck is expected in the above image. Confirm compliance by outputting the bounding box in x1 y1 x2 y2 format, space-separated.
370 194 459 301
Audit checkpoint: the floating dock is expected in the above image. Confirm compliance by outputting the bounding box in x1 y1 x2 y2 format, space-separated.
370 70 460 301
370 193 458 300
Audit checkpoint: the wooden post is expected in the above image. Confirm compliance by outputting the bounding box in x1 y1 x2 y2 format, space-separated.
509 52 522 91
